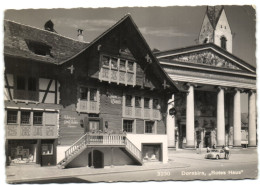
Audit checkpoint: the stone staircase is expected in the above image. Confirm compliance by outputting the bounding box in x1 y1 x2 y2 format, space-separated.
57 133 143 168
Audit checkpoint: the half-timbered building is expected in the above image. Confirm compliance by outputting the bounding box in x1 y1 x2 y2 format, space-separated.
4 15 180 168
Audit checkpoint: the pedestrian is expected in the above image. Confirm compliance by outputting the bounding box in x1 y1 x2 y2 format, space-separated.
212 144 216 149
206 146 210 153
224 145 230 159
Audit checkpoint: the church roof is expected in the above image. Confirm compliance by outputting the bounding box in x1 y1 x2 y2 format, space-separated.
154 43 256 75
206 6 224 29
4 20 89 65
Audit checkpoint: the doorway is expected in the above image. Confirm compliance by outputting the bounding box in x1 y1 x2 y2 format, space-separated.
88 150 104 168
204 131 211 147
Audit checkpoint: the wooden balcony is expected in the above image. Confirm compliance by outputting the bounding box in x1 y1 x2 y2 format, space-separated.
123 106 161 120
5 124 58 139
77 100 100 114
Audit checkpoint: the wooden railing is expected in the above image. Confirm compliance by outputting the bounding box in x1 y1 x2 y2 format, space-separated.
77 100 99 113
125 137 142 161
65 133 88 159
124 107 161 120
86 133 126 145
59 133 142 167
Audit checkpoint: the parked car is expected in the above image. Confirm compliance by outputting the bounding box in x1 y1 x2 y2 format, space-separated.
205 149 225 159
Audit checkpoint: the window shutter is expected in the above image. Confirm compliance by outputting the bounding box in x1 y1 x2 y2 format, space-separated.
84 117 89 133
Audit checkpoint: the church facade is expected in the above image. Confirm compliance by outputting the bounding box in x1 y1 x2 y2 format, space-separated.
156 6 257 149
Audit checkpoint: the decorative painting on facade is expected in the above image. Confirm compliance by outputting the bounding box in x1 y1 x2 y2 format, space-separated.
170 50 240 70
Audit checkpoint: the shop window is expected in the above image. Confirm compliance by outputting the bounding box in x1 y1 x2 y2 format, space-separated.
123 120 133 133
153 99 159 109
90 88 97 101
144 98 150 108
145 121 154 133
126 95 132 106
135 96 141 108
142 144 161 162
80 87 88 100
7 110 18 124
21 111 30 124
42 144 53 155
33 112 43 125
8 140 37 164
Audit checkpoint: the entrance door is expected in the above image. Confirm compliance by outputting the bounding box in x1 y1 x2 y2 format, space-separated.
88 150 104 168
205 131 211 147
89 120 100 131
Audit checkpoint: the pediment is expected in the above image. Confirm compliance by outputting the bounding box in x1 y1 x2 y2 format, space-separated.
159 48 255 73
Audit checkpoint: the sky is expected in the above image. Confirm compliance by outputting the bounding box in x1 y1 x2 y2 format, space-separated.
4 6 256 67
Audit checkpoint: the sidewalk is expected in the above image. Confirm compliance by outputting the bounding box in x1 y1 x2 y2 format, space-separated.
6 148 257 183
6 160 189 183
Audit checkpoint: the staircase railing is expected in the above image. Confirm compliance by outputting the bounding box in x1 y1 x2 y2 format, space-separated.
59 133 142 167
124 137 142 161
65 133 88 159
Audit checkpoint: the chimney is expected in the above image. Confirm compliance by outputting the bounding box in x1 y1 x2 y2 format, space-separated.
77 29 84 41
44 20 56 32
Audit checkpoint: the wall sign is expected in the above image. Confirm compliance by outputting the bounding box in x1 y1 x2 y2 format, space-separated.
109 94 122 104
63 115 80 128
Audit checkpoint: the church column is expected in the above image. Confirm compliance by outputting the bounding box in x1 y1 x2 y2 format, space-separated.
167 94 175 148
186 84 195 148
233 89 241 147
217 87 225 147
248 90 257 147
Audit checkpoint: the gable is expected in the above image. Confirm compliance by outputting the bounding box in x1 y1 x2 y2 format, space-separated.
62 15 180 93
156 45 256 75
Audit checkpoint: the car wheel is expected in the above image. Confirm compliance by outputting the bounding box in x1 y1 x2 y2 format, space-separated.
216 155 219 160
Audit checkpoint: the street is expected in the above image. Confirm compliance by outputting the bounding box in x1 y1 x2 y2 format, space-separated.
11 148 258 183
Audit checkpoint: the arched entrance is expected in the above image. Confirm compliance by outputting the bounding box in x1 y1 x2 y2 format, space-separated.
88 150 104 168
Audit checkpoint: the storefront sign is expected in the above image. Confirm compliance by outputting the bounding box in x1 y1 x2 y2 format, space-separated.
109 94 122 104
63 115 80 128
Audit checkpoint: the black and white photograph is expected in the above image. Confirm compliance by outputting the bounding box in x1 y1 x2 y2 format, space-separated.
0 0 259 184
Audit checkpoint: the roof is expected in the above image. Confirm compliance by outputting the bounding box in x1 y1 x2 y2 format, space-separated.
4 20 89 65
154 42 256 75
206 6 224 29
61 14 182 93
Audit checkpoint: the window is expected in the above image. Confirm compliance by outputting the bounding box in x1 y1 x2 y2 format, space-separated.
33 112 43 125
90 88 97 101
17 76 26 90
42 144 53 155
126 95 132 106
102 56 110 67
123 120 133 133
145 121 154 133
144 98 150 108
135 96 141 107
100 55 136 85
80 87 88 100
127 61 134 71
120 60 126 71
111 58 118 69
21 111 30 124
7 110 18 124
28 77 37 91
220 36 227 50
15 76 38 101
153 99 159 109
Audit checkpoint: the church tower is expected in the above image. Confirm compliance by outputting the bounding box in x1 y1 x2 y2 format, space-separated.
198 6 233 53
